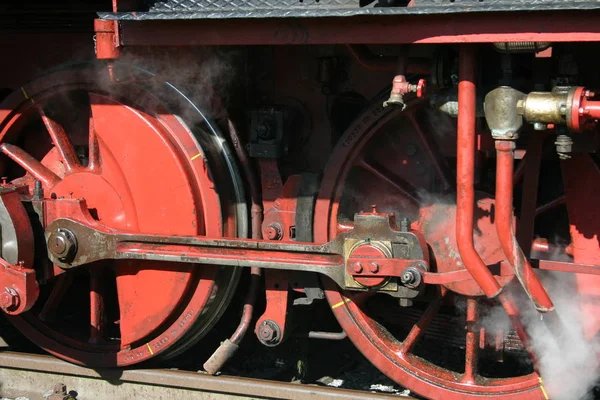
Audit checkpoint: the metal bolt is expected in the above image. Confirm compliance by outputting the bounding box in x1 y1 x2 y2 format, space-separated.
259 324 275 341
555 134 573 160
48 229 78 262
352 262 363 273
257 320 281 346
265 223 283 240
398 298 414 307
33 180 43 200
400 266 422 289
371 204 378 213
369 262 379 273
401 271 415 284
0 288 18 310
400 217 410 232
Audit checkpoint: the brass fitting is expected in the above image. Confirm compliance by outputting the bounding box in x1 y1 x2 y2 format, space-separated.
516 87 574 126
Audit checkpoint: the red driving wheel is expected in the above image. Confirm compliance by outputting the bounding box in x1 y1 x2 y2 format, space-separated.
314 95 545 399
0 62 247 366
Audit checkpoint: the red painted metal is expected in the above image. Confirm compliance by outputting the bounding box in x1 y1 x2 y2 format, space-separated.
569 87 600 132
255 270 289 345
495 140 554 312
312 45 544 397
89 269 105 344
455 45 502 299
118 11 600 46
416 198 513 296
0 64 240 367
562 154 600 339
0 187 38 315
94 19 120 60
262 174 301 242
0 259 39 316
462 298 478 384
347 257 421 284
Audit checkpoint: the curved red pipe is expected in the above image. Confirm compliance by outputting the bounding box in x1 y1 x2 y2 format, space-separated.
456 45 502 298
495 140 554 312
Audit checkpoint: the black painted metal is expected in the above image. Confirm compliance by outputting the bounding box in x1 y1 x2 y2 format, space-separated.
99 0 600 20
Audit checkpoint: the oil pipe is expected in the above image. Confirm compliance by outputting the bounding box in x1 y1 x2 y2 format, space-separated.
455 45 540 365
203 120 263 375
455 45 503 299
495 140 554 312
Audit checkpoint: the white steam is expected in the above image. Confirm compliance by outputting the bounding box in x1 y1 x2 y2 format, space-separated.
481 270 600 400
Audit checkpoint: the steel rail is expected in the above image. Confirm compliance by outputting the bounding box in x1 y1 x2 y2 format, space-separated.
0 351 411 400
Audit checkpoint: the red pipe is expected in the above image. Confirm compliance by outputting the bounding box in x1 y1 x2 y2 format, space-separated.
582 101 600 119
455 46 502 299
495 140 554 312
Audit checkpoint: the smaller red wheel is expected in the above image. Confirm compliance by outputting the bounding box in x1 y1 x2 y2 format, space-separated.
315 94 545 399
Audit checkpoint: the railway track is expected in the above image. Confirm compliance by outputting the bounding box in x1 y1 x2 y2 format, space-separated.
0 351 414 400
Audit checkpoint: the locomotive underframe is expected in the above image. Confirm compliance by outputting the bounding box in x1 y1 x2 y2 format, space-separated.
1 2 600 399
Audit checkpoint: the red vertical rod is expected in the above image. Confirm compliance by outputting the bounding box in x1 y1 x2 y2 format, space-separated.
495 140 554 312
89 269 105 344
455 47 541 371
462 297 478 383
456 45 502 298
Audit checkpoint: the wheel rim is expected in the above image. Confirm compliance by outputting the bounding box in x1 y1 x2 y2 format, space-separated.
314 95 544 399
0 63 246 366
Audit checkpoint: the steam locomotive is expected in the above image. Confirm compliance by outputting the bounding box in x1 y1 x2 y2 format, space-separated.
1 1 600 398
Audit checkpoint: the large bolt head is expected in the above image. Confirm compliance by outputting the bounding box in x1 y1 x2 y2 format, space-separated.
400 266 423 289
259 325 275 341
0 289 18 310
48 229 78 262
352 262 363 273
265 223 283 241
369 262 379 273
257 320 281 346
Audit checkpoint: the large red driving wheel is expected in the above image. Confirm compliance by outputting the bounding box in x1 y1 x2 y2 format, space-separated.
314 95 546 399
0 62 247 366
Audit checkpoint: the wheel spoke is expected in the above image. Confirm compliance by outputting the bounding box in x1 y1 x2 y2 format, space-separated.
89 269 106 344
0 143 61 187
406 112 451 191
37 107 80 172
400 287 447 355
535 195 566 216
358 158 419 205
88 115 100 171
38 274 74 322
462 297 479 383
